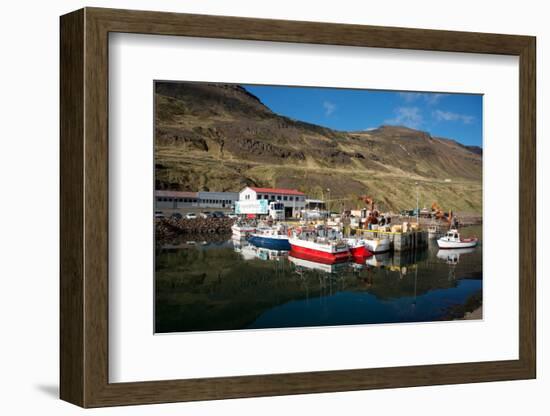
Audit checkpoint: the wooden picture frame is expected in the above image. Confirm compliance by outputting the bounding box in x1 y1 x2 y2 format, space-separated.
60 7 536 408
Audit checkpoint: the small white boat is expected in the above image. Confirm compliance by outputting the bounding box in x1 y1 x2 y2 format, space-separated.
437 229 478 249
363 237 391 253
231 222 256 238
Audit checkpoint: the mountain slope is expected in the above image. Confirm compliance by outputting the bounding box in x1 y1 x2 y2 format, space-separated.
154 82 482 213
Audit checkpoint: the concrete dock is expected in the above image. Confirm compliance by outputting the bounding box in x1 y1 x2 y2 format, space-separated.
358 229 428 252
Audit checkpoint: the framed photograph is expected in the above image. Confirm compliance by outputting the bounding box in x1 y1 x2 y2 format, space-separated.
60 7 536 408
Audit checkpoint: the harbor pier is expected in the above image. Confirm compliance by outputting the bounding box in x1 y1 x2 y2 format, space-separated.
357 229 428 252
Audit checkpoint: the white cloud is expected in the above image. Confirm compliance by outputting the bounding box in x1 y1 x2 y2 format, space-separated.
323 100 336 116
385 107 423 129
399 92 446 105
425 94 447 105
398 92 423 103
433 109 475 124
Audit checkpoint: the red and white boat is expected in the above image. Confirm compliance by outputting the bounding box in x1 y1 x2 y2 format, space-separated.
288 237 350 264
345 238 374 260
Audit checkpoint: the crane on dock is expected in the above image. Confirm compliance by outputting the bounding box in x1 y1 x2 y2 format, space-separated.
358 195 380 226
431 202 458 227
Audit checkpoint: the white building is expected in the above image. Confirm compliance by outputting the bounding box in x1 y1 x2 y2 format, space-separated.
238 187 306 218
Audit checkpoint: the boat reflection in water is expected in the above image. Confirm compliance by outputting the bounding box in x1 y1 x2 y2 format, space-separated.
436 247 476 264
365 252 392 268
231 236 257 260
288 250 349 274
232 236 288 261
436 247 477 280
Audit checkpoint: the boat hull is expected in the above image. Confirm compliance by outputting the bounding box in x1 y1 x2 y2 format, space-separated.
363 238 391 253
231 225 255 238
349 245 372 259
345 239 373 260
437 239 478 249
248 235 291 251
289 238 350 264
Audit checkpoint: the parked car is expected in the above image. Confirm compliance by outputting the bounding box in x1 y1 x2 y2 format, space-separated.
211 211 225 218
171 212 183 220
185 212 197 220
199 211 212 219
154 211 165 219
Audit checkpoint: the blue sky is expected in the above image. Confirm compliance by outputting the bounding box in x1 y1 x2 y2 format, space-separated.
243 85 483 147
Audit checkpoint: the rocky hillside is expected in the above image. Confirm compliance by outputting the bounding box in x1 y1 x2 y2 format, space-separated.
155 82 482 213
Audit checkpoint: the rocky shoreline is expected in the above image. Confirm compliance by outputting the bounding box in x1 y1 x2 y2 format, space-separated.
443 290 483 321
156 217 235 243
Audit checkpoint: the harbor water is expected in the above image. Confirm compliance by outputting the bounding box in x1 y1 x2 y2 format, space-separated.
155 226 482 333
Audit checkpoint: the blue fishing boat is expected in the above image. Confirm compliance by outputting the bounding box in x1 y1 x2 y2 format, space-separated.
248 224 291 251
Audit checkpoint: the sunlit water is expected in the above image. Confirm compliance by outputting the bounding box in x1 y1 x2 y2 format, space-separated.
155 226 482 333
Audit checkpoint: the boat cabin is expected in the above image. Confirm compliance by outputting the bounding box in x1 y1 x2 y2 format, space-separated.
444 230 460 241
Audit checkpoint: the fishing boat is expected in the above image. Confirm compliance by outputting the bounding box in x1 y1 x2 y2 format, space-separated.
248 224 291 251
437 229 478 249
288 236 349 264
231 221 256 238
345 238 373 260
362 237 391 253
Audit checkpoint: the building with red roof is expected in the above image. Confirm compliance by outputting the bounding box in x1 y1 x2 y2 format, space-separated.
238 186 307 218
248 187 305 196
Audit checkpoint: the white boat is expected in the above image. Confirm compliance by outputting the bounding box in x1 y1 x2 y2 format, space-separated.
437 229 478 249
362 237 391 253
231 222 256 238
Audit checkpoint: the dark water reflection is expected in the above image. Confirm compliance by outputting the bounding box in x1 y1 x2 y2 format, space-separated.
155 226 482 333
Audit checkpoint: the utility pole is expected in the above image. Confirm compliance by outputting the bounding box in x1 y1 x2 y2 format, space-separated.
415 181 419 224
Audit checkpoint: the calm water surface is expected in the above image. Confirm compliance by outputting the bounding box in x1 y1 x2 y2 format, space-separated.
155 226 482 333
